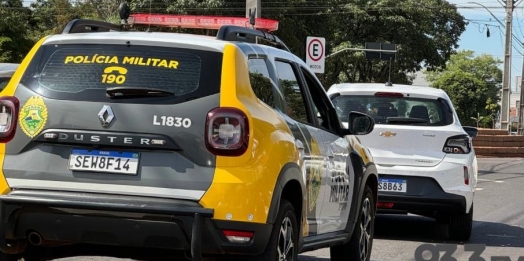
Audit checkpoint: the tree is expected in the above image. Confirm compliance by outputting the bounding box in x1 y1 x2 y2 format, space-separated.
0 0 34 62
30 0 84 39
319 0 467 88
426 50 502 127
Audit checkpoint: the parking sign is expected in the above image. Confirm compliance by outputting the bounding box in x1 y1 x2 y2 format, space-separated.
306 36 325 73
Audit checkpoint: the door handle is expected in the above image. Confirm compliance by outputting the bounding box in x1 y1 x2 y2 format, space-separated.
327 150 334 160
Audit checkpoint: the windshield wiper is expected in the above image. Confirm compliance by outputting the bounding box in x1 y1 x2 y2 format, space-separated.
386 117 428 124
106 87 175 99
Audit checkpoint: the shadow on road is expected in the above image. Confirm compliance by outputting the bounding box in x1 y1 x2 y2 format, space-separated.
374 214 524 247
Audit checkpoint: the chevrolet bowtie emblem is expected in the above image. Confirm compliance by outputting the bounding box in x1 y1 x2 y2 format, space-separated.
380 131 396 137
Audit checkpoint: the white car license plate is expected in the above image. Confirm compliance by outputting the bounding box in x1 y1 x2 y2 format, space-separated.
68 149 140 175
378 178 407 192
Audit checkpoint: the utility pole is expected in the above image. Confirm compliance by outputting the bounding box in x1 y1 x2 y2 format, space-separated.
500 0 514 131
517 59 524 135
246 0 261 18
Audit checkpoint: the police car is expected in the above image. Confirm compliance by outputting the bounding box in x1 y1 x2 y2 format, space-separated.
327 82 478 241
0 5 379 261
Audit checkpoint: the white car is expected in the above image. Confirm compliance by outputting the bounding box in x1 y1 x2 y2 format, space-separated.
326 82 478 241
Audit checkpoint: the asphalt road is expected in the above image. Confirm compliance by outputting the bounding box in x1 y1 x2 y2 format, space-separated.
48 158 524 261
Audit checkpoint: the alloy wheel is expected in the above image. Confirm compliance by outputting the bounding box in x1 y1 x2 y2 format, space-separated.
277 216 295 261
359 198 372 261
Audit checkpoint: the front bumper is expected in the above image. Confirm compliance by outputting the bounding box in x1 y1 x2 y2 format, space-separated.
0 189 271 259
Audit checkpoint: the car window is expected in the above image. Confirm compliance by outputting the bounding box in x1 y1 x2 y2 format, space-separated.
300 67 337 132
247 58 285 111
275 61 309 123
20 44 223 104
331 94 453 126
0 77 11 91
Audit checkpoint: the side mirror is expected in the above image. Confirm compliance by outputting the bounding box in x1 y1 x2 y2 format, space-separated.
341 111 374 136
463 126 478 138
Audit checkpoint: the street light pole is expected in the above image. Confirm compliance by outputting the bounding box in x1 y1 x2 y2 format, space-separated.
468 1 513 130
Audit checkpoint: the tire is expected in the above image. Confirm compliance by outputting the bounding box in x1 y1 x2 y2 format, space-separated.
448 204 473 241
245 199 298 261
330 184 375 261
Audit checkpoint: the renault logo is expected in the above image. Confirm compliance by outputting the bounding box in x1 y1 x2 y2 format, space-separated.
98 105 115 127
379 131 396 138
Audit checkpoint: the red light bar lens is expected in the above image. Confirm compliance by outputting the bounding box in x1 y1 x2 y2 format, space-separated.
129 14 279 32
374 92 404 97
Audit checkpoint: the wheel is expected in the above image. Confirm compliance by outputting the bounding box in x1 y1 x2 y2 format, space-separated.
245 199 298 261
448 204 473 241
330 184 375 261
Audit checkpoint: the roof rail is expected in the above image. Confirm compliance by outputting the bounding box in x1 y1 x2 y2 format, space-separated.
216 25 291 53
62 19 122 34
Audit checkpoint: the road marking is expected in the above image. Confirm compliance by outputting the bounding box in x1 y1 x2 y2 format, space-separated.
478 178 504 183
486 234 517 238
475 188 484 191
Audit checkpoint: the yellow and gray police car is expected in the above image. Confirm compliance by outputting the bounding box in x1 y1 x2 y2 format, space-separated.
0 6 378 261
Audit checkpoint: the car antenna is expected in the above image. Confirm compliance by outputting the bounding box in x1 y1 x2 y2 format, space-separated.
248 8 258 44
385 56 393 86
118 1 131 30
146 0 152 32
249 8 256 30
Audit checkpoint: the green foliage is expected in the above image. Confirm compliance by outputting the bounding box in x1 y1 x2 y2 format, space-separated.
320 0 467 88
30 0 83 39
0 0 33 62
427 50 502 127
2 0 467 85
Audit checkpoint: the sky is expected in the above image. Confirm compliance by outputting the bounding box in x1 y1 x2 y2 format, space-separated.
449 0 524 92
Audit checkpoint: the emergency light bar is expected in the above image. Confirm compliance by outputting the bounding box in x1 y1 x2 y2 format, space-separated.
128 14 279 32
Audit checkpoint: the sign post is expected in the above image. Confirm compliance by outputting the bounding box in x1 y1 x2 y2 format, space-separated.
306 36 325 74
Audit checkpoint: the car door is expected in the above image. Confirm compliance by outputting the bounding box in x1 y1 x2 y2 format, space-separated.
271 59 330 236
295 65 354 234
245 55 322 237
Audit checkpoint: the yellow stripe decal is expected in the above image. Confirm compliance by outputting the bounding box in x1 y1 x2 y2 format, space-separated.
0 36 49 195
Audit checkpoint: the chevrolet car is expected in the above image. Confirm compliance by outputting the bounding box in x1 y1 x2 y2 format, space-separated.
327 82 478 241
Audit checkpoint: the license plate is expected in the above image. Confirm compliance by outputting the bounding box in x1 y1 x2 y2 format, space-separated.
68 149 140 175
378 178 407 192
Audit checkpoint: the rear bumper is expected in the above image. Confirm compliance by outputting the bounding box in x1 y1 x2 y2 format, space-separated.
0 190 271 258
375 155 475 212
377 175 468 214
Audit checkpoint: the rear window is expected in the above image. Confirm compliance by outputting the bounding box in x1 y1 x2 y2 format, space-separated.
332 95 454 126
20 44 223 104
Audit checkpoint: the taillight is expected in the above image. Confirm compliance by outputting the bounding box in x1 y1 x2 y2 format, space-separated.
222 230 254 243
443 134 471 154
0 97 19 143
205 107 249 156
464 166 469 185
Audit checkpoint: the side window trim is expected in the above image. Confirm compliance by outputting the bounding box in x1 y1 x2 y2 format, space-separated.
274 57 317 126
297 65 342 134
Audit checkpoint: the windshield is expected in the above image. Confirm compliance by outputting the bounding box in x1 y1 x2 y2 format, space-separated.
331 95 454 126
19 44 223 104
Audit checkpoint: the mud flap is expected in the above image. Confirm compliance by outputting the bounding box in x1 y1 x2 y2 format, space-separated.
191 213 202 261
0 201 24 255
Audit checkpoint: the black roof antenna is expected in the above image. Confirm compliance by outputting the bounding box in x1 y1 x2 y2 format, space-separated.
118 2 131 29
249 8 256 30
385 56 393 86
